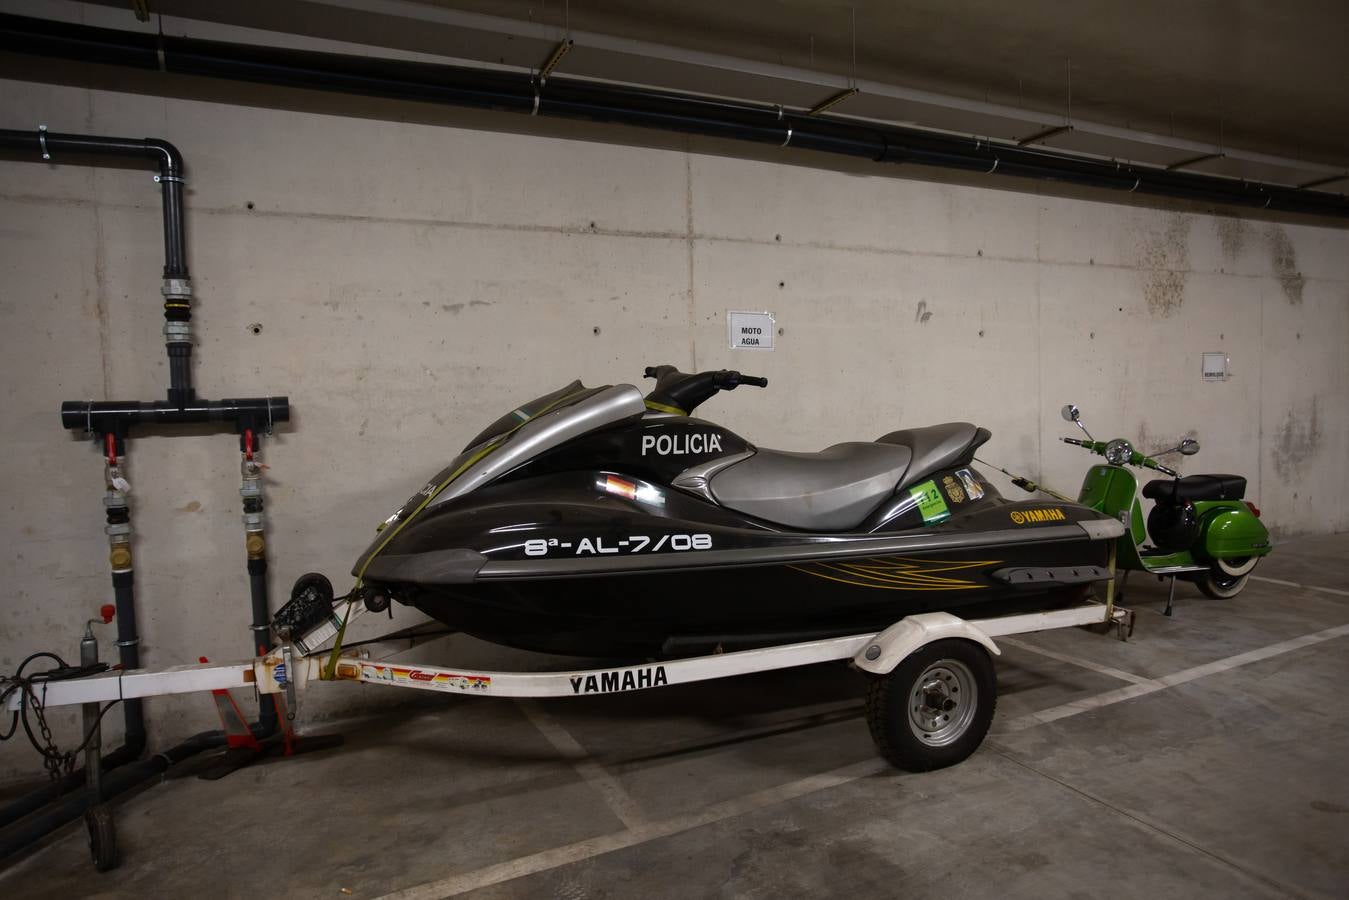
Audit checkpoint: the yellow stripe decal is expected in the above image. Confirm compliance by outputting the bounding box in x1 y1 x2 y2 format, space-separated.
644 399 687 416
787 557 1002 592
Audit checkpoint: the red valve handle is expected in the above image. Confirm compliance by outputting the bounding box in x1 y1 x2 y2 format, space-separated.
99 603 115 624
244 428 255 461
104 433 118 466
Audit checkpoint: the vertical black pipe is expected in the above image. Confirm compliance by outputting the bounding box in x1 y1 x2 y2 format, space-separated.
248 558 277 736
109 571 146 751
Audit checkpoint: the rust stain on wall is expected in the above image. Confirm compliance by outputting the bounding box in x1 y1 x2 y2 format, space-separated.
1271 396 1321 480
1264 225 1305 305
1214 218 1246 261
1137 214 1191 317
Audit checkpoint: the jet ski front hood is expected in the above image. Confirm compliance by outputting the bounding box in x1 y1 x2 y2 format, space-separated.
353 382 646 580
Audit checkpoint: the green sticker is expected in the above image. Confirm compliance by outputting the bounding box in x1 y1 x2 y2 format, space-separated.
910 480 951 524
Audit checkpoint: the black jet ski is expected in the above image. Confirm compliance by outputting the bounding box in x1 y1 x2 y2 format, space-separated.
350 366 1125 657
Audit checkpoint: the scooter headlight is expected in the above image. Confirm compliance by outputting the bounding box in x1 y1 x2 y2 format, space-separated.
1104 439 1133 466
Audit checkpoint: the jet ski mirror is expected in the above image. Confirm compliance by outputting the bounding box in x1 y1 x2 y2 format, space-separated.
1060 404 1094 442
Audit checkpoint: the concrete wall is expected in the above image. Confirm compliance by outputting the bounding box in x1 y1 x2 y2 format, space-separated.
2 76 1347 782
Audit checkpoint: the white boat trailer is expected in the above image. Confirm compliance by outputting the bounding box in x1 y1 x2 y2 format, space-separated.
9 599 1133 769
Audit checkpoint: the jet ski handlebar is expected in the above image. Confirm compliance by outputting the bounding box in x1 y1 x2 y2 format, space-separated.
643 365 767 414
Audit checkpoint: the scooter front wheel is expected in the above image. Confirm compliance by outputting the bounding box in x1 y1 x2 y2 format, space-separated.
1195 559 1257 600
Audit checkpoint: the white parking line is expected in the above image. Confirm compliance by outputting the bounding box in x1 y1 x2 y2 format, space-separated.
1250 575 1301 588
1251 575 1349 597
517 699 647 829
380 622 1349 898
375 758 889 900
1000 622 1349 732
998 637 1159 686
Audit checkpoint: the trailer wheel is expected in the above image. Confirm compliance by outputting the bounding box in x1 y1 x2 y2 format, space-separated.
85 804 119 872
864 639 997 771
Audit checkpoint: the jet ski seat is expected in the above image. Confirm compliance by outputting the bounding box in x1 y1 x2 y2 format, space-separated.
876 422 991 490
1142 474 1247 503
708 442 912 532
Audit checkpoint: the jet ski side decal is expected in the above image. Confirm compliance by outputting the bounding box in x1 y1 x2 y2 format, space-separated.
788 557 1002 591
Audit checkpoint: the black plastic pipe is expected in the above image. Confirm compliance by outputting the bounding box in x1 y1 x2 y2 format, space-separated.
0 12 1345 218
0 730 223 862
61 397 291 432
0 128 186 275
248 558 278 736
0 734 158 830
0 123 197 406
110 570 146 755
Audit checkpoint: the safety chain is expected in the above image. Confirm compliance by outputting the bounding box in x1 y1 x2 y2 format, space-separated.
31 687 76 780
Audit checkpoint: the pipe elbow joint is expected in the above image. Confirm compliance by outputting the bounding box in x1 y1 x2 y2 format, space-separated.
143 138 184 175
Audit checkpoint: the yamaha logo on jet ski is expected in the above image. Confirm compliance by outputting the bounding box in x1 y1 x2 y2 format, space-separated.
570 665 668 694
641 432 723 456
1009 507 1067 525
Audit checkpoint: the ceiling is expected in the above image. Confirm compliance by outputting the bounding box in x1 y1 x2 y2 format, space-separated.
39 0 1349 190
435 0 1349 163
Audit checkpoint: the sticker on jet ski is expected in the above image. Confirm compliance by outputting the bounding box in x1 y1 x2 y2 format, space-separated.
641 433 723 456
909 480 951 524
524 534 713 556
942 474 966 504
956 468 985 501
570 665 668 694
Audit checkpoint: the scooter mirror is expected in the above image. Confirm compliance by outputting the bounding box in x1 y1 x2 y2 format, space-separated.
1060 404 1080 423
1180 438 1201 455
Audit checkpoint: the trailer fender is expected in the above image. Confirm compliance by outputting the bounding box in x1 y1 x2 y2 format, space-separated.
853 612 1000 675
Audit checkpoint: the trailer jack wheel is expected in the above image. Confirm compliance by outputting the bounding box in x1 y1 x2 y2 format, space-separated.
85 803 119 872
864 639 997 772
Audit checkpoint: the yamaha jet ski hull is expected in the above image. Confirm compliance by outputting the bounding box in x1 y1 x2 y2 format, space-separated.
353 369 1124 658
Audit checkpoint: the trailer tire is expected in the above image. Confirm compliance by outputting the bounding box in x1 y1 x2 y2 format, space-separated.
85 804 119 872
864 638 997 772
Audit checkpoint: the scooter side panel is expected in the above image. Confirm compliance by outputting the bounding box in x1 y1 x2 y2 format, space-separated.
1076 465 1145 566
1194 502 1272 560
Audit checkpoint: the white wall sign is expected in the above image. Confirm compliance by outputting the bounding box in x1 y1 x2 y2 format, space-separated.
1201 352 1230 382
728 310 776 350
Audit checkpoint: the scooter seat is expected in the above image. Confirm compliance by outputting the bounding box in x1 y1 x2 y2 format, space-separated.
1143 474 1247 503
876 422 991 490
709 442 912 531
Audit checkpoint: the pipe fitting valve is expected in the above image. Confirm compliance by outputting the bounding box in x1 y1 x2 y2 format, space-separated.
109 545 133 570
162 320 193 344
161 277 192 301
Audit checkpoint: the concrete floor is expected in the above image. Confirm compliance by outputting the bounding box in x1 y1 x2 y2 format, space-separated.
2 534 1347 899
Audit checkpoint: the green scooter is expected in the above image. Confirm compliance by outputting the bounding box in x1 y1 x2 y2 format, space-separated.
1057 404 1271 615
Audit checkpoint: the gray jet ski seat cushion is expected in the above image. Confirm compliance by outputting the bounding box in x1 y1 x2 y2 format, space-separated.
876 422 990 490
709 442 913 532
